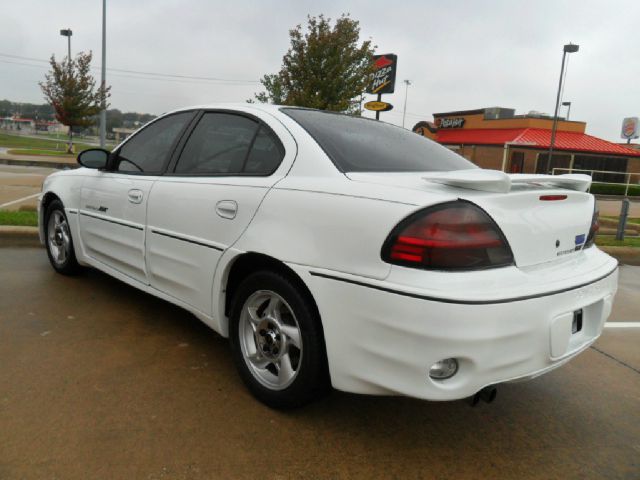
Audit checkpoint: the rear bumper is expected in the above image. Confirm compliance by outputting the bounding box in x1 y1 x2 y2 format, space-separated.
295 248 618 401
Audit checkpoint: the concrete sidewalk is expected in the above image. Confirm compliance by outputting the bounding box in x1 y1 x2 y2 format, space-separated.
597 198 640 217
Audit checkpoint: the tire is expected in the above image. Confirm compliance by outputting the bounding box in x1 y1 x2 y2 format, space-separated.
44 199 81 275
229 270 329 409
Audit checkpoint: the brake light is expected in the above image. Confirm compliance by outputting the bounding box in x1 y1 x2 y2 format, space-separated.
539 195 567 201
584 206 599 248
381 201 514 270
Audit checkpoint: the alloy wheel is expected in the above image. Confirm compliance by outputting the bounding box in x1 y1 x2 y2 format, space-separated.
238 290 303 390
47 210 71 266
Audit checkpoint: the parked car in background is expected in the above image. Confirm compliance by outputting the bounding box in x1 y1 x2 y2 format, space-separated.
39 104 618 408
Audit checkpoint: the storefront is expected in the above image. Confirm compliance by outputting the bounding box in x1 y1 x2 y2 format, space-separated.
413 107 640 181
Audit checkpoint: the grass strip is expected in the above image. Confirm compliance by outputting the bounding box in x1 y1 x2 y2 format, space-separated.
596 236 640 248
0 210 38 227
601 216 640 225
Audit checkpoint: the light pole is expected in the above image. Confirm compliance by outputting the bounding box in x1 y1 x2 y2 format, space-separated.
402 79 412 128
562 101 571 121
59 28 72 63
99 0 107 148
60 28 73 152
546 43 579 173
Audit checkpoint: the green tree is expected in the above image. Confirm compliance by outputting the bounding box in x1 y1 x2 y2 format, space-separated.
106 108 124 132
253 14 375 114
39 51 110 152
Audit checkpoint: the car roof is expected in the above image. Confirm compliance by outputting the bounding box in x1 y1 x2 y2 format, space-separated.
163 103 288 116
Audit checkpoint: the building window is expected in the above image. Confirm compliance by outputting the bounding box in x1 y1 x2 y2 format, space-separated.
510 152 524 173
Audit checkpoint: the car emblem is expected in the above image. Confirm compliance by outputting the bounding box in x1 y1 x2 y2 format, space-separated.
555 239 560 248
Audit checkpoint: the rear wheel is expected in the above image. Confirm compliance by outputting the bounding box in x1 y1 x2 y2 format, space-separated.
45 199 81 275
229 271 329 409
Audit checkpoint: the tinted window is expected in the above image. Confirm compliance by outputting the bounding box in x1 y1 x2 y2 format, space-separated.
115 112 192 173
175 113 259 174
283 108 476 173
244 127 285 174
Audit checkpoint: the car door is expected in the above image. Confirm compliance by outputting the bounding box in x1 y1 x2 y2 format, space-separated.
79 111 195 283
145 110 293 316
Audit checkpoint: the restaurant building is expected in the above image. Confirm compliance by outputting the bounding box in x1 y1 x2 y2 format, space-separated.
413 107 640 182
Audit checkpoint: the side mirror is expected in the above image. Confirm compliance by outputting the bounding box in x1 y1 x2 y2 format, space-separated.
78 148 110 169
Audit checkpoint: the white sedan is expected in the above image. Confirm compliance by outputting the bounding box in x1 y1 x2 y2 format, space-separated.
39 104 618 408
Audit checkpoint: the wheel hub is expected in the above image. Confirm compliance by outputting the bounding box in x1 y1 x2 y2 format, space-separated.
54 227 64 245
255 319 285 360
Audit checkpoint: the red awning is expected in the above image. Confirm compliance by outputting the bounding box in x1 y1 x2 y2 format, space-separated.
436 128 640 157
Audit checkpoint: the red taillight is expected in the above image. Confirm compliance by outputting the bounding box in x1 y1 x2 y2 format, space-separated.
539 195 567 201
585 206 599 248
382 201 514 270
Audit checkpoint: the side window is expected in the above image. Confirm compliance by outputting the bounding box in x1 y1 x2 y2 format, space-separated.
114 112 192 174
175 113 258 175
244 127 285 175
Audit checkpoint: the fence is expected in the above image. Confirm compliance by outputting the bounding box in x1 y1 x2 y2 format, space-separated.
552 167 640 197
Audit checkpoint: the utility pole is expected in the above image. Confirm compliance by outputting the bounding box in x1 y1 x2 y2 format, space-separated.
547 43 579 173
402 79 412 128
99 0 107 148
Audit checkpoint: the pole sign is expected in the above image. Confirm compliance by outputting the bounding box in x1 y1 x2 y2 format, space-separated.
621 117 639 140
364 101 393 112
368 54 397 95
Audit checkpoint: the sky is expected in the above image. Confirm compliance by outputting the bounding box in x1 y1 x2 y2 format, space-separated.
1 0 638 141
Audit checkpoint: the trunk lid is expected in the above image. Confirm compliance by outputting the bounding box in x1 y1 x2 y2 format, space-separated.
346 170 596 268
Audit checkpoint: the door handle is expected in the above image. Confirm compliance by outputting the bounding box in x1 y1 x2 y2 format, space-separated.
215 200 237 219
128 189 143 204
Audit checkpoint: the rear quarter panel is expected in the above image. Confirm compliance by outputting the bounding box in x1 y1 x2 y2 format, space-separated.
232 181 422 280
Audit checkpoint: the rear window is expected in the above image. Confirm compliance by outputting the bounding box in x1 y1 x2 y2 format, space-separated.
282 108 476 173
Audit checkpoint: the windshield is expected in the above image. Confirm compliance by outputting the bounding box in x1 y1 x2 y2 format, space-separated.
282 108 476 173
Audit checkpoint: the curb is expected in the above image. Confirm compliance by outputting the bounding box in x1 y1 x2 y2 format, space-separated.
0 226 42 248
0 158 78 170
599 246 640 266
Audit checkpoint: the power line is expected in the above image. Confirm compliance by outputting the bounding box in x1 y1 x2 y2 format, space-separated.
2 59 255 87
0 53 49 64
106 66 258 84
0 52 260 84
0 59 48 69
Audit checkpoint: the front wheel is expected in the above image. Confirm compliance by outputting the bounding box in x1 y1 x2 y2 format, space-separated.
44 199 81 275
229 271 329 409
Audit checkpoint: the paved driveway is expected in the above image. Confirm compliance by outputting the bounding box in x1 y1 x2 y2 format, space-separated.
0 248 639 479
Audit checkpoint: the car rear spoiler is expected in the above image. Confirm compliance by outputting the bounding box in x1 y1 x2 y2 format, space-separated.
423 169 591 193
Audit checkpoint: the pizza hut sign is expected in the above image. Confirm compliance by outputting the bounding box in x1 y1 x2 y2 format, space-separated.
367 54 397 95
438 117 466 129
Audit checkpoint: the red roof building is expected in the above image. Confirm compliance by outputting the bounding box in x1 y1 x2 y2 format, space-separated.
413 107 640 182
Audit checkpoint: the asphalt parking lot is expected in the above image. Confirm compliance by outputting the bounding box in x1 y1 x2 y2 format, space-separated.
0 247 639 479
0 165 58 210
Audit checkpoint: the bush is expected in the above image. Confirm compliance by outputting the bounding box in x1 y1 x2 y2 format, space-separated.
589 183 640 197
